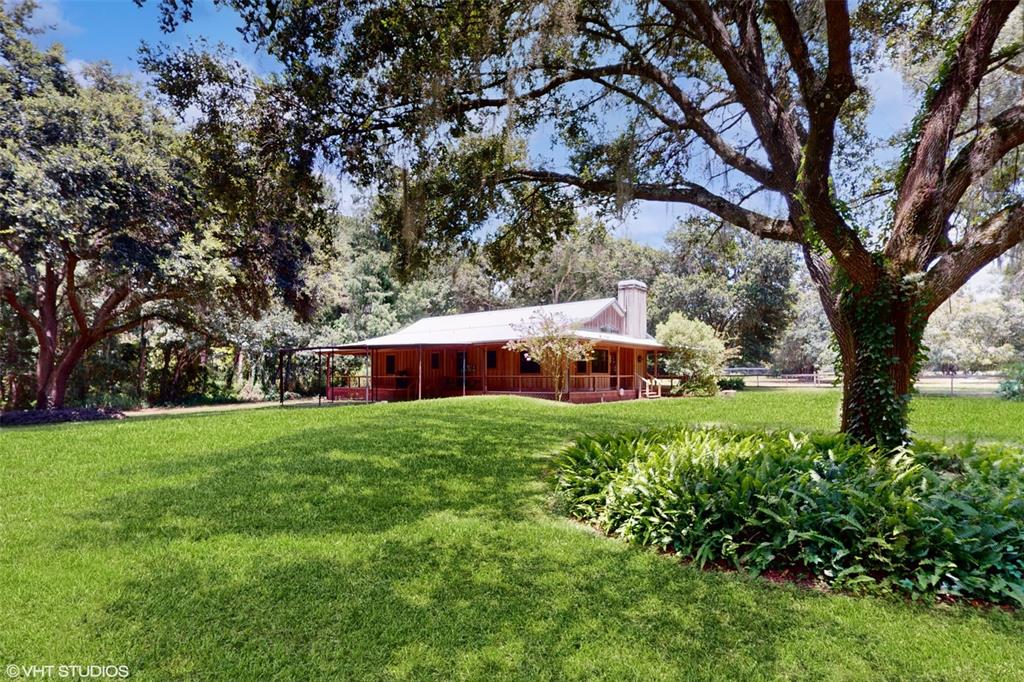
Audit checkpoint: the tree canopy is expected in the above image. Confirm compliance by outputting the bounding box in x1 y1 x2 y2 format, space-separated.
0 5 329 408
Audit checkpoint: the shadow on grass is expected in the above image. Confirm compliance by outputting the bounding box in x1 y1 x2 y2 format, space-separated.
89 520 807 680
65 409 566 543
54 397 1024 679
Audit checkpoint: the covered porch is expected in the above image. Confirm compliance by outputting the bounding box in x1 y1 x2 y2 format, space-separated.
279 343 669 404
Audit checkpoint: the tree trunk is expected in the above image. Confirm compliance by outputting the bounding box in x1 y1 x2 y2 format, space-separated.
35 344 54 409
48 359 76 410
137 322 147 400
832 290 923 448
47 336 93 409
802 247 926 449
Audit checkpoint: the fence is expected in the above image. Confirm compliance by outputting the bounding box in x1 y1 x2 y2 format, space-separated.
721 368 1008 397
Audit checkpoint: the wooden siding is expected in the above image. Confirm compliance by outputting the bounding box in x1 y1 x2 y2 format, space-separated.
580 305 625 334
326 341 651 402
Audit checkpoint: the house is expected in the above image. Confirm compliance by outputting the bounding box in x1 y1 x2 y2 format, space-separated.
286 280 668 403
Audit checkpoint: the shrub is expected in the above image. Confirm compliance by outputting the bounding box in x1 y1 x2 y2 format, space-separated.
0 407 124 427
717 377 745 391
997 363 1024 401
655 314 735 396
554 428 1024 606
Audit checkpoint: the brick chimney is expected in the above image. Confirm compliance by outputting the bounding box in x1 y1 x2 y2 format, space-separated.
617 280 648 338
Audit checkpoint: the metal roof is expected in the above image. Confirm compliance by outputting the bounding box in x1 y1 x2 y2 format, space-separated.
335 298 665 349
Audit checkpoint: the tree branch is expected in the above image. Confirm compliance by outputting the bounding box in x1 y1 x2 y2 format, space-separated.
923 201 1024 313
64 254 90 334
765 0 816 102
889 0 1020 268
504 168 800 242
445 49 781 190
92 285 132 329
102 312 173 338
941 94 1024 219
578 16 781 188
660 0 802 183
1 285 44 340
787 0 875 286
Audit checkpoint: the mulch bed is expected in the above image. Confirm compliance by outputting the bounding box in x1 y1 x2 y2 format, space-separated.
0 407 125 427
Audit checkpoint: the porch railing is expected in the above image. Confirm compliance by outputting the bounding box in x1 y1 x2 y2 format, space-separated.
332 375 371 388
569 375 636 392
328 373 640 397
484 374 637 393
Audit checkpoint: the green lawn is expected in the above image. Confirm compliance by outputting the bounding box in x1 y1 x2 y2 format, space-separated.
2 391 1023 680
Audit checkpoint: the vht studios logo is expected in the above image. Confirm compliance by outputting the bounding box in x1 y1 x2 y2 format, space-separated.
5 665 130 679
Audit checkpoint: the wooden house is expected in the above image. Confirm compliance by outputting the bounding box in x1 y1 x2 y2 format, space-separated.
290 280 668 403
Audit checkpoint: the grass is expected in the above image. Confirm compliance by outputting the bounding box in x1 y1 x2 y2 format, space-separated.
1 390 1022 680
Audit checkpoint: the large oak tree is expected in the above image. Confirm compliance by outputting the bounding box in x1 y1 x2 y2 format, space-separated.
0 5 327 409
144 0 1024 445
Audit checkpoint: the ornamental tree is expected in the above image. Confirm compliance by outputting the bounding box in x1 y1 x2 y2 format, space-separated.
505 311 594 402
0 6 327 409
143 0 1024 446
655 313 735 396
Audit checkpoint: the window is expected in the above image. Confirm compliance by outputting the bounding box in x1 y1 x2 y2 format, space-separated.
486 350 497 369
591 349 609 373
385 354 396 375
430 352 440 370
574 359 588 374
456 351 468 377
519 352 541 374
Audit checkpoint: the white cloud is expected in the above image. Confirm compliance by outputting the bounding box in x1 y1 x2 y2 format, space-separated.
13 0 82 37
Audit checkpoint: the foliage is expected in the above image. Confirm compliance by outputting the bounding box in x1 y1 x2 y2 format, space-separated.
998 363 1024 401
923 293 1024 373
0 297 34 409
504 311 594 401
771 272 837 374
0 6 328 409
717 377 746 391
495 217 797 363
503 220 664 310
372 136 578 277
555 427 1024 606
650 219 796 364
655 314 735 396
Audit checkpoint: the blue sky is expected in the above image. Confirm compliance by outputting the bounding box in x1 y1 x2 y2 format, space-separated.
29 0 257 70
23 0 1002 293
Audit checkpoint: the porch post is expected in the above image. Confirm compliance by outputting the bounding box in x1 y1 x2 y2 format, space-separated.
284 351 292 402
317 351 322 405
326 352 332 402
365 345 371 402
463 345 467 396
418 345 423 400
615 347 621 390
482 346 487 393
277 350 284 405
